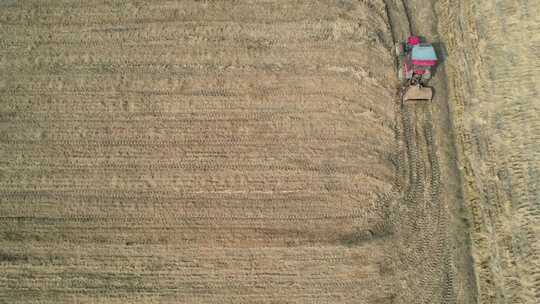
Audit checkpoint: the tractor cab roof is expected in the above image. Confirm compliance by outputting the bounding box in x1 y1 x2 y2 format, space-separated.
411 43 437 66
411 44 437 61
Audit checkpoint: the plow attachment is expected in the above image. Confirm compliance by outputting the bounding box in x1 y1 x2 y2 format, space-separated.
402 84 433 102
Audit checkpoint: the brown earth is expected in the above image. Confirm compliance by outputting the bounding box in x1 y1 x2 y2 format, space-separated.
0 0 537 303
0 1 402 303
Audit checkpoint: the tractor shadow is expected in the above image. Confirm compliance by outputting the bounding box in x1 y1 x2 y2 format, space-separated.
417 36 448 78
431 41 448 77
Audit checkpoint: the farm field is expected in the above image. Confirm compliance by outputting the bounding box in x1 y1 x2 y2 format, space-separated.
0 0 537 303
0 1 402 303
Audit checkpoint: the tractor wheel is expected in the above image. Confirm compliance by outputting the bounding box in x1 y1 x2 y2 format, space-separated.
395 43 404 57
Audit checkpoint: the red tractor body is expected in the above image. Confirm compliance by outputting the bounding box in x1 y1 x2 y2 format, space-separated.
396 36 438 101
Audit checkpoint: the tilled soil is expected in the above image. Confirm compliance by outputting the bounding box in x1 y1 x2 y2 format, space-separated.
1 1 401 303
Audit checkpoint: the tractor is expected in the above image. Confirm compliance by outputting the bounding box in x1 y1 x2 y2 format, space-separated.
395 36 438 102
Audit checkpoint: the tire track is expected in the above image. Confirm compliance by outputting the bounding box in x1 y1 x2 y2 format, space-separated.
383 0 461 302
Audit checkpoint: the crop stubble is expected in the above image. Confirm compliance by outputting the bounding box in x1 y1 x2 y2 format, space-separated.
436 0 540 303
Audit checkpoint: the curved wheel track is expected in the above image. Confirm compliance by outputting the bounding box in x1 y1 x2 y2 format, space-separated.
384 0 463 302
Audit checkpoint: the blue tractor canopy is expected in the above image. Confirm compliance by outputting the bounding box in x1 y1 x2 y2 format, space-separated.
411 44 437 61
